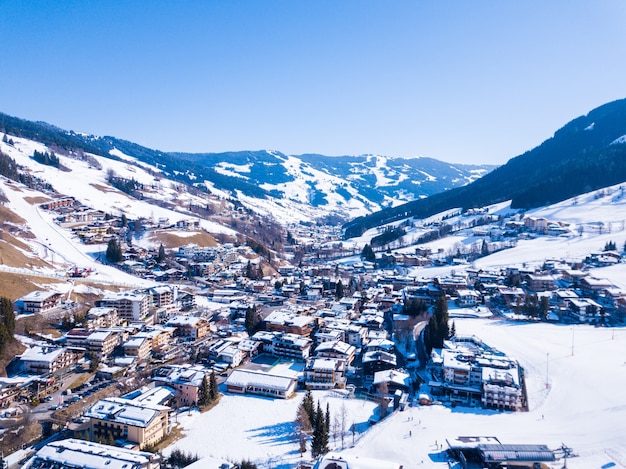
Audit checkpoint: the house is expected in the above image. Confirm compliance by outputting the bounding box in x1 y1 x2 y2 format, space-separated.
86 397 170 449
526 273 558 292
568 298 602 323
314 340 356 365
372 369 411 395
264 310 317 337
165 315 211 340
225 368 297 399
123 336 153 360
362 350 397 376
86 307 119 329
456 289 480 307
16 290 63 314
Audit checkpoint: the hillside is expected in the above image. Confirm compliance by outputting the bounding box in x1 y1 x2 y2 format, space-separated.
344 98 626 238
0 111 493 224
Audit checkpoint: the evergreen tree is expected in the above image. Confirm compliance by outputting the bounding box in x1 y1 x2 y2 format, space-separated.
450 320 456 338
325 402 331 435
361 243 376 262
198 375 210 407
426 295 450 351
157 243 166 262
105 238 123 263
245 306 257 334
209 371 219 401
335 280 344 300
311 400 329 458
0 296 15 337
403 297 428 317
302 388 315 426
239 461 258 469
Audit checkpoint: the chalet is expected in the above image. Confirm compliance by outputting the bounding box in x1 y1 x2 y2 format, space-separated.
17 290 63 314
87 330 121 358
525 273 559 292
372 369 411 395
264 310 317 337
568 298 602 323
362 350 397 376
456 289 480 307
251 331 312 361
165 315 211 340
580 277 615 297
314 340 356 365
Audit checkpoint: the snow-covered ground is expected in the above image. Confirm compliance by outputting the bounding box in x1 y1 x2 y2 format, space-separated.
166 320 626 469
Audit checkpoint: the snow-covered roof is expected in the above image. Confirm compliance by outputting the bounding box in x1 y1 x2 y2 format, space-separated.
86 397 169 428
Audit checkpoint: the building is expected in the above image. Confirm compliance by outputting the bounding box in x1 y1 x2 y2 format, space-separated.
428 336 523 411
86 306 119 329
303 357 347 390
97 291 152 324
264 309 317 337
17 290 63 314
251 331 313 361
314 340 356 365
20 346 78 375
151 364 208 407
87 330 121 358
22 438 161 469
225 368 297 399
123 336 153 360
86 397 170 449
165 315 211 340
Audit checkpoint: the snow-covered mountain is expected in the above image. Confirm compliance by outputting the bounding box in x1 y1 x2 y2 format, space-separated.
0 111 494 224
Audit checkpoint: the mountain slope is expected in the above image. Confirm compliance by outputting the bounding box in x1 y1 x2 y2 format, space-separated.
344 98 626 238
0 112 494 223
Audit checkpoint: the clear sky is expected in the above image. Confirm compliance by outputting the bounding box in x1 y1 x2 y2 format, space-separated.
1 1 626 165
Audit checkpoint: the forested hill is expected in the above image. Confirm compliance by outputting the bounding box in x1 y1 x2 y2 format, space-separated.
344 98 626 239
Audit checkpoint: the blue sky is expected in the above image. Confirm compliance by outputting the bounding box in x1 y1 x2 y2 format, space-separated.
1 1 626 165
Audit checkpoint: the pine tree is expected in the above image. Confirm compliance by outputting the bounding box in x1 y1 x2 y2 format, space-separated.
209 372 219 401
198 375 210 407
311 400 329 458
361 243 376 262
335 280 344 300
302 388 315 426
105 238 123 263
426 295 450 351
157 243 166 262
0 296 15 337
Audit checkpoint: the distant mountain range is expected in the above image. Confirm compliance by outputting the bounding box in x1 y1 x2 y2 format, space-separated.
344 98 626 238
0 112 493 223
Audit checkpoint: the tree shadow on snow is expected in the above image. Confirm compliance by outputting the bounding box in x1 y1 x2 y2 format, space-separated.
246 421 297 447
